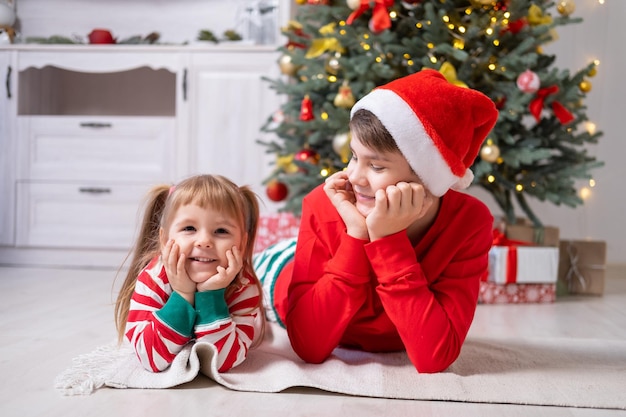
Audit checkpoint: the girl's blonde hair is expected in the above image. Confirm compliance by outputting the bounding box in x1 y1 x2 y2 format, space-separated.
114 174 263 344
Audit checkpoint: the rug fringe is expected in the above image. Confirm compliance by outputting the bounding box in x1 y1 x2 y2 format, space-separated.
54 342 132 396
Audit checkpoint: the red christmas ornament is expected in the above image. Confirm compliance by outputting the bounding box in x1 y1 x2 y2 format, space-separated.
294 148 320 165
300 95 314 121
266 180 289 202
494 1 507 11
505 18 528 35
494 95 507 110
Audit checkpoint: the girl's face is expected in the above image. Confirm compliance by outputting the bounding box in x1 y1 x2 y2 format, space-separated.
346 134 423 217
162 203 245 283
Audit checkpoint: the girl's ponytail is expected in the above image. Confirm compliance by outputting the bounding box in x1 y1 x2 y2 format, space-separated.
239 186 260 267
114 184 170 343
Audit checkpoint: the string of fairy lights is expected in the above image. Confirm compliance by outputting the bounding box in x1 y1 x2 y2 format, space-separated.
277 0 604 208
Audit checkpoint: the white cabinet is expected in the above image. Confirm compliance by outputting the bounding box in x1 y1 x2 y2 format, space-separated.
188 50 282 202
0 51 16 246
0 45 281 267
10 48 181 254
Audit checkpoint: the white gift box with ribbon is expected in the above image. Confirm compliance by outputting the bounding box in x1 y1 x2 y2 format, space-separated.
489 246 560 284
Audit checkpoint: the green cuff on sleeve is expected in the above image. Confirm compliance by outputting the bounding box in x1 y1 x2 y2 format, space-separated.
195 289 229 326
154 291 196 337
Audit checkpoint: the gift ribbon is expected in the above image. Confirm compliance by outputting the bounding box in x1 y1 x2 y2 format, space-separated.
346 0 394 33
529 85 574 125
563 241 606 292
492 229 533 284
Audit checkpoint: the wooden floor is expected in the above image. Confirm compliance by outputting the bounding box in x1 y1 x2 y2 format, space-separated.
0 264 625 417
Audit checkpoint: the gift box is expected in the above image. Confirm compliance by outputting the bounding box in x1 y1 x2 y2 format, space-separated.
254 212 300 253
478 281 556 304
557 240 607 296
505 218 560 247
488 245 559 284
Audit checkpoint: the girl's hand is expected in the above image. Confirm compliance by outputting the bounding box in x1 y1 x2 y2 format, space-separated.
366 182 433 241
323 171 368 240
162 239 196 304
196 246 243 292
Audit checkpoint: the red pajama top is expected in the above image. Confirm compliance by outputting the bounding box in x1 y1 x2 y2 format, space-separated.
125 256 261 373
278 185 493 373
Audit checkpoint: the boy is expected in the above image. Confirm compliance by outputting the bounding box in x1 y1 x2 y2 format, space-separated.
257 69 498 373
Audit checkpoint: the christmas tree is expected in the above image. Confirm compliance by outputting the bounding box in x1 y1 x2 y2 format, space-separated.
259 0 603 226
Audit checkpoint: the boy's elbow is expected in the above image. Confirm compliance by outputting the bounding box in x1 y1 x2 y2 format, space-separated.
410 347 459 374
296 349 329 365
414 361 450 374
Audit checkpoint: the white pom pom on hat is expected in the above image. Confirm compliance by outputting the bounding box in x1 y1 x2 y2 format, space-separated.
350 69 499 197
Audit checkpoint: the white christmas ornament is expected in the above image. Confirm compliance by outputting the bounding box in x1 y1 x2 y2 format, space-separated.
347 0 361 10
516 69 540 94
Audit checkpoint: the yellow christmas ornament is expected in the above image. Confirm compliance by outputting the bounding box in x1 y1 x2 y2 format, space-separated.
332 132 352 163
325 52 342 75
528 4 553 26
333 81 356 108
319 22 337 36
556 0 576 17
282 20 303 33
439 62 468 88
279 54 299 76
579 79 592 93
470 0 496 7
276 154 299 174
305 37 345 59
480 142 501 163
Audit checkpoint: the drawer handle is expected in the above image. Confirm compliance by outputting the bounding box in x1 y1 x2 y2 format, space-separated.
5 65 11 99
79 187 112 194
79 122 113 129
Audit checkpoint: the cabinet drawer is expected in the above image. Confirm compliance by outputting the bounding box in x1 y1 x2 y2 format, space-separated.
17 116 175 181
16 181 148 250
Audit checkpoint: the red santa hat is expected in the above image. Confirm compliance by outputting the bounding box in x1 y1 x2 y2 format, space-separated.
350 69 498 197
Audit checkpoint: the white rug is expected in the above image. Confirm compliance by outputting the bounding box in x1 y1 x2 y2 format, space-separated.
55 323 626 410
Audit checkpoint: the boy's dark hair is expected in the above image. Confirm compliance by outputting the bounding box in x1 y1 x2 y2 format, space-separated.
349 109 401 154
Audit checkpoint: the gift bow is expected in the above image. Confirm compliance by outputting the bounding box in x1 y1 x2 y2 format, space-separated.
529 85 574 125
491 229 533 284
346 0 394 33
439 62 468 88
563 241 606 292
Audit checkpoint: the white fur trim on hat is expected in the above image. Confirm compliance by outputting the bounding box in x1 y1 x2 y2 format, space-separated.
351 89 466 197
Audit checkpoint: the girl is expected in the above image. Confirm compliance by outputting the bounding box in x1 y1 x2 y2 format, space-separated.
114 174 264 373
255 69 498 373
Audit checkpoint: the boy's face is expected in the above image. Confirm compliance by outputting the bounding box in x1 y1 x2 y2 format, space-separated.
346 134 423 217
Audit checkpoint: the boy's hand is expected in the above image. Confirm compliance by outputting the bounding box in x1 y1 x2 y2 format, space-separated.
196 246 243 292
366 182 433 241
162 239 196 304
324 171 368 240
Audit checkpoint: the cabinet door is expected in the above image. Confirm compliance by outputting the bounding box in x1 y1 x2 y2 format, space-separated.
0 51 16 245
188 51 283 210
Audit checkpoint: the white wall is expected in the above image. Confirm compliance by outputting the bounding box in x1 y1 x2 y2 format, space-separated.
11 0 624 263
12 0 286 45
